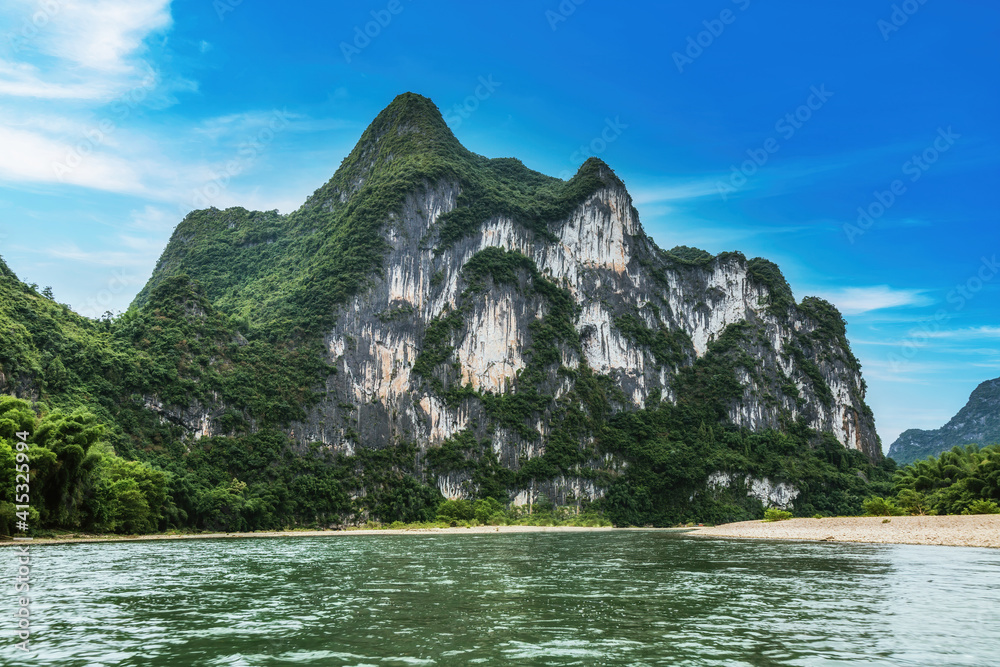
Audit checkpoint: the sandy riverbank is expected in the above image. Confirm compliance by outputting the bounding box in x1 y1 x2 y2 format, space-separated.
691 514 1000 548
7 516 999 548
0 524 631 547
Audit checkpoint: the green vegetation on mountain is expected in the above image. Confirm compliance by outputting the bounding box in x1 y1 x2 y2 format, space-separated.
136 93 608 339
747 257 794 314
434 155 608 250
614 312 691 369
417 304 892 526
664 245 714 266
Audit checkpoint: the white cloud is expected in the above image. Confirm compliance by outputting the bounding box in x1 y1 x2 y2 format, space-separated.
192 110 302 142
53 1 172 72
0 1 189 198
918 326 1000 340
0 59 119 100
630 179 721 205
38 242 153 267
814 285 931 315
851 338 930 348
0 0 172 100
0 124 149 194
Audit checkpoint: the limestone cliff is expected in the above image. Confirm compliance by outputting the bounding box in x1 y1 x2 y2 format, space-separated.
138 93 881 511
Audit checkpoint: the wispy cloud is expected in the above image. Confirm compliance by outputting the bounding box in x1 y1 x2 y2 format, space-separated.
630 179 721 205
23 241 154 269
632 139 966 211
0 0 189 200
918 326 1000 340
851 338 930 348
0 124 151 194
0 0 172 100
814 285 931 315
860 358 973 384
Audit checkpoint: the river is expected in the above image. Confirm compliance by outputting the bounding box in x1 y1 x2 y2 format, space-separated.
2 531 998 665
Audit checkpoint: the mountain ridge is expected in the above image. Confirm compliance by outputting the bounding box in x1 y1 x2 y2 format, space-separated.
888 377 1000 464
134 93 612 337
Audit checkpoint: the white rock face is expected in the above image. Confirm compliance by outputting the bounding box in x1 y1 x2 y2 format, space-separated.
577 301 651 405
817 372 862 450
707 471 801 510
342 324 418 405
437 473 471 500
454 294 525 393
418 394 468 443
291 169 878 499
552 186 635 273
511 476 601 507
667 262 767 357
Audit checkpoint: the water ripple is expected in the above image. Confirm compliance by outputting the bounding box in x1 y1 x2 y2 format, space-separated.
0 533 998 665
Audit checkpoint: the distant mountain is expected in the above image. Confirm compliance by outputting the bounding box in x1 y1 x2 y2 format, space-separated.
888 378 1000 465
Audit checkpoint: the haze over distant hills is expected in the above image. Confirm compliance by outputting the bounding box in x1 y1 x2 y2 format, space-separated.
888 378 1000 465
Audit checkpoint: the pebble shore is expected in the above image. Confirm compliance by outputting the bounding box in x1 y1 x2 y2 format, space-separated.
691 514 1000 548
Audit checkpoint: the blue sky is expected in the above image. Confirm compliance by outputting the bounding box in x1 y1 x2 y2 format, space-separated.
0 0 997 450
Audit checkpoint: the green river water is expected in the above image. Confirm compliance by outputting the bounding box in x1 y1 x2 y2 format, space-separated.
2 531 998 665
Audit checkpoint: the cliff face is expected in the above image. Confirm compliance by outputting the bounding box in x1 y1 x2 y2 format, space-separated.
888 378 1000 465
134 93 880 511
288 168 878 503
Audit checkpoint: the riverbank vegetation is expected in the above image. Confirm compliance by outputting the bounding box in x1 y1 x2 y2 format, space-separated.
1 390 892 537
862 444 1000 516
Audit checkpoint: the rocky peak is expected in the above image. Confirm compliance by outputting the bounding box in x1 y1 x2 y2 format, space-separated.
580 156 625 189
301 92 464 213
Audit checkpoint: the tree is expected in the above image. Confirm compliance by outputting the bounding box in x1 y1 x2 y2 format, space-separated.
88 456 168 534
32 408 105 527
197 478 250 532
